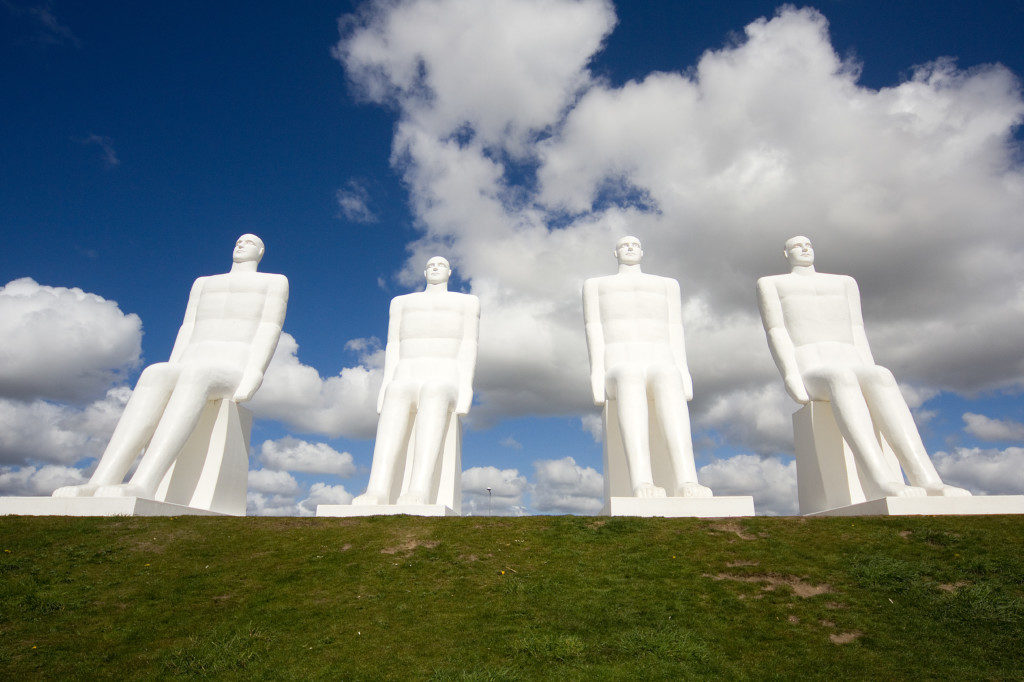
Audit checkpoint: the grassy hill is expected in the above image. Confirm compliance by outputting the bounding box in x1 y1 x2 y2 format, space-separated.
1 514 1022 679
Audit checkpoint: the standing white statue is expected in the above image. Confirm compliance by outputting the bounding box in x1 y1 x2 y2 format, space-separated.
756 236 969 511
53 234 288 512
583 236 712 503
350 256 479 511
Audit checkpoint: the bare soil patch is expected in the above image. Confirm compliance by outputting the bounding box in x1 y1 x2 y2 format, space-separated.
829 631 862 645
706 572 831 597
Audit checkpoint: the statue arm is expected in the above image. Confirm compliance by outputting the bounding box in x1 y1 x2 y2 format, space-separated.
582 279 606 406
667 279 693 400
376 297 402 414
168 278 204 364
846 277 876 365
233 276 289 402
756 278 809 404
455 295 481 415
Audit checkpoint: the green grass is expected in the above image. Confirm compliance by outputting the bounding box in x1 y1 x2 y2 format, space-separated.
1 515 1022 679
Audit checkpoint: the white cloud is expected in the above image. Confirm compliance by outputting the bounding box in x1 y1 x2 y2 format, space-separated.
83 133 119 167
335 2 1024 455
933 446 1024 495
248 332 381 438
579 414 603 442
962 413 1024 442
461 465 528 515
0 464 87 496
336 179 377 223
531 456 603 514
698 454 798 516
0 387 130 466
259 436 357 476
246 491 301 516
0 278 141 402
247 468 300 496
297 482 354 516
498 435 522 450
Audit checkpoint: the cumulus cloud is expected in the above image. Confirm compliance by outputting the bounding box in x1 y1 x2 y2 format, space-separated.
335 1 1024 459
531 456 603 514
3 1 81 47
82 134 119 167
0 278 141 403
248 332 381 438
962 413 1024 442
461 465 528 515
247 468 301 496
297 482 354 516
0 387 130 466
698 454 798 516
0 464 87 496
933 446 1024 495
336 179 377 223
259 436 357 476
246 491 301 516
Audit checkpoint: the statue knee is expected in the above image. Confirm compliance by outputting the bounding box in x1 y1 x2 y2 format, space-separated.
419 382 456 405
137 363 174 387
868 366 897 388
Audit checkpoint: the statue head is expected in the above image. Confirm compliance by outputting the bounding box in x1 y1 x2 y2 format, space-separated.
614 235 643 266
784 235 814 268
233 234 265 264
424 256 451 285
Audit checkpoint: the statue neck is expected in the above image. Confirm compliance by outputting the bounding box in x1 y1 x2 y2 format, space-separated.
230 260 259 274
424 281 449 294
617 263 642 274
791 264 816 276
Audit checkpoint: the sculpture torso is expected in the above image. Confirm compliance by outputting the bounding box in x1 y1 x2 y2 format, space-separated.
177 271 287 367
762 271 871 373
392 290 477 382
591 271 677 369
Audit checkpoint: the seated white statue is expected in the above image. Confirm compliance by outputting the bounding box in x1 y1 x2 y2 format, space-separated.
54 234 288 500
352 256 479 507
583 236 712 499
756 235 968 499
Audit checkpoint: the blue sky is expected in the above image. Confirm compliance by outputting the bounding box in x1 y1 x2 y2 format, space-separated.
2 0 1023 514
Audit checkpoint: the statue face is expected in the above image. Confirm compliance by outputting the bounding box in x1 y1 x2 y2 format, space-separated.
615 236 643 265
233 234 264 263
424 256 451 285
784 236 814 267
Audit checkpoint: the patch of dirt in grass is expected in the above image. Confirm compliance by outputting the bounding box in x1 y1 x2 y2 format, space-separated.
706 520 761 540
938 581 970 592
727 560 759 567
706 572 831 597
381 531 440 555
340 544 352 551
461 554 479 562
899 530 912 539
825 601 845 609
829 631 862 645
819 620 835 627
788 615 800 624
587 520 607 529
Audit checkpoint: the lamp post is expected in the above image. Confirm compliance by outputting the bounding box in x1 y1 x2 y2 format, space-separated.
486 487 492 516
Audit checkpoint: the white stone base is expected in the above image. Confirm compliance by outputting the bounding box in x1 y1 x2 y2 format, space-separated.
601 496 755 517
0 496 225 517
316 503 458 517
807 495 1024 517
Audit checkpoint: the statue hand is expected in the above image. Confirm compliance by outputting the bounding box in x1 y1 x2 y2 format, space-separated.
682 371 694 401
455 390 472 415
784 374 810 404
233 373 263 402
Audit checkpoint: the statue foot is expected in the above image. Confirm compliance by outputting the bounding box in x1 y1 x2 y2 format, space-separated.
674 482 713 498
633 483 666 498
52 483 101 498
352 491 388 506
879 483 926 498
926 484 972 497
397 491 428 505
94 483 151 499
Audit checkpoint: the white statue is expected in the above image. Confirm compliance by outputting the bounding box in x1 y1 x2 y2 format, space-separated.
54 234 288 503
352 256 479 509
583 236 712 500
756 235 969 505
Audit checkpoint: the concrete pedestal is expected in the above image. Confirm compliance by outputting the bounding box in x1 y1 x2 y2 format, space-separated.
316 503 457 517
601 496 755 517
0 496 225 516
807 495 1024 516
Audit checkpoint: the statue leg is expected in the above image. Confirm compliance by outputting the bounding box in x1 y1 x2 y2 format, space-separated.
857 366 969 497
804 368 924 498
649 367 711 498
398 383 457 505
53 364 178 498
96 364 237 498
353 383 415 505
608 368 663 498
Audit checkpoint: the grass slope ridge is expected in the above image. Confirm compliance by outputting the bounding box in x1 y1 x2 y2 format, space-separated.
1 515 1022 679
